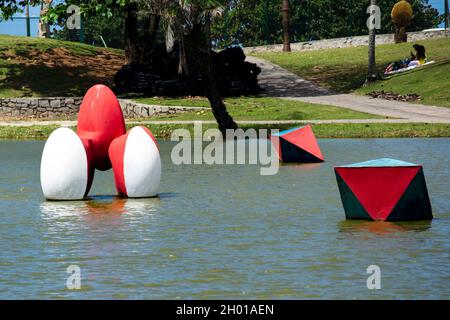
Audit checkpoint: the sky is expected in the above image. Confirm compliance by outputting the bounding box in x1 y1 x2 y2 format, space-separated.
0 0 447 37
0 5 41 36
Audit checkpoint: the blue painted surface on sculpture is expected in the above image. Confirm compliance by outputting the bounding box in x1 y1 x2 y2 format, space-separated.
271 126 306 137
339 158 419 168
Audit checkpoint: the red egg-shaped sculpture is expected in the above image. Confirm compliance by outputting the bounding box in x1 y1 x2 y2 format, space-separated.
109 126 161 198
77 84 126 171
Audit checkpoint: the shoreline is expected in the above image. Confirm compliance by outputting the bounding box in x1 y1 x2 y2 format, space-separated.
1 122 449 140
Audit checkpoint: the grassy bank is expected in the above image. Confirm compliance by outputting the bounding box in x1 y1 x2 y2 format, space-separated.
135 97 386 121
254 37 450 107
356 59 450 107
1 123 449 140
0 34 124 97
2 34 449 108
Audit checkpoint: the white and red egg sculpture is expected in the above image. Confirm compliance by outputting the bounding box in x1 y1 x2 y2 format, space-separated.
40 84 161 200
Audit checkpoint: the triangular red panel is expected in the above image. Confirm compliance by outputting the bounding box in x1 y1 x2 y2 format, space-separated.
335 167 420 220
269 135 282 161
281 125 324 161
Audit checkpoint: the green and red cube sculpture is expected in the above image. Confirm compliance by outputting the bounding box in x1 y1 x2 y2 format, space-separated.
270 125 324 163
335 158 432 221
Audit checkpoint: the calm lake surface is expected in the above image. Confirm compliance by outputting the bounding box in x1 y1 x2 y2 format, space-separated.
0 139 449 299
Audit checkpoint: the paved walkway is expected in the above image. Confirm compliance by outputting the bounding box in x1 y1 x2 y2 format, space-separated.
247 56 450 123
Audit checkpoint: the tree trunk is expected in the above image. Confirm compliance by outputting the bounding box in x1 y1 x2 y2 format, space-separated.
124 2 160 64
394 27 400 43
394 26 407 43
203 21 238 135
445 0 449 30
281 0 291 52
38 0 53 38
124 2 139 64
185 20 238 136
142 14 160 60
25 3 30 37
366 0 377 83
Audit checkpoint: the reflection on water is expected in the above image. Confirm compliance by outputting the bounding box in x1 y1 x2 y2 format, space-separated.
0 139 449 299
40 196 161 218
339 220 432 235
280 163 323 172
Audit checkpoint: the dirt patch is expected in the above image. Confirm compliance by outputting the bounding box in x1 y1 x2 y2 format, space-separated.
5 47 124 88
0 46 125 96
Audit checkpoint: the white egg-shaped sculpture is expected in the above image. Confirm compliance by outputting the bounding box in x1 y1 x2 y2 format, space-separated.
109 126 161 198
40 128 91 200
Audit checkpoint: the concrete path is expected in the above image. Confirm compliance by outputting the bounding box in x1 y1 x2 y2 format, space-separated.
247 56 450 123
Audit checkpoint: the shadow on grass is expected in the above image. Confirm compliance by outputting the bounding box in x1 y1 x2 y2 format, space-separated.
0 62 116 97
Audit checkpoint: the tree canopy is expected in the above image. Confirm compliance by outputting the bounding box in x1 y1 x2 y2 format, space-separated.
1 0 442 49
211 0 442 48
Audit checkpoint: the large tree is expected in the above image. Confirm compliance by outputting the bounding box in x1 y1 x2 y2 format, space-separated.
154 0 238 133
0 0 237 134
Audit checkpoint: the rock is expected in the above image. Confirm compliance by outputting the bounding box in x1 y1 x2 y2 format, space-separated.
39 100 50 107
50 100 61 108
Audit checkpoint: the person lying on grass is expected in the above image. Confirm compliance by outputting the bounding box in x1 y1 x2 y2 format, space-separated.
384 44 427 74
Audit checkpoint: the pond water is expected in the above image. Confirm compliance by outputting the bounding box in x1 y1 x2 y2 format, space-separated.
0 138 449 299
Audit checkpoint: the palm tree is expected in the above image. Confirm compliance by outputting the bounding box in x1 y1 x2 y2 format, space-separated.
366 0 378 83
124 1 160 64
282 0 291 52
140 0 237 135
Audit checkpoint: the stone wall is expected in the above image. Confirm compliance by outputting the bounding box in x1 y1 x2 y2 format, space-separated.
118 99 207 119
0 97 83 119
0 97 207 120
244 30 449 54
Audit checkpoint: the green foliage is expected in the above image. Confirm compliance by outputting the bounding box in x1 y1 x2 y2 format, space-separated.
53 7 125 48
391 0 414 27
1 1 442 49
0 0 41 20
211 0 442 48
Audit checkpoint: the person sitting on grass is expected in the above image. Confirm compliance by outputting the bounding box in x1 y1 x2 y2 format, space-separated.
384 44 427 73
407 44 426 67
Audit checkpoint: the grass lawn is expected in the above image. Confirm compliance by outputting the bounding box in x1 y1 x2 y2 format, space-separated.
0 34 124 97
356 60 450 107
135 97 386 121
1 33 448 137
253 37 450 107
1 123 449 140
